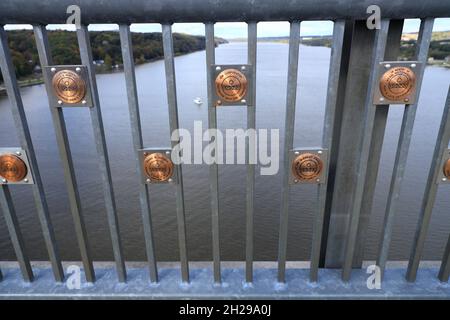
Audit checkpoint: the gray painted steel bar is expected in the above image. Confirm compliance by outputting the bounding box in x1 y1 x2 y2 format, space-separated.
245 22 257 283
354 19 405 267
310 20 345 282
0 0 448 24
379 18 434 278
439 220 450 282
277 21 301 283
33 25 95 283
0 186 33 281
407 84 450 282
0 26 64 282
323 21 376 268
118 25 158 283
76 25 126 283
342 20 390 281
205 23 221 284
319 20 353 268
162 24 190 283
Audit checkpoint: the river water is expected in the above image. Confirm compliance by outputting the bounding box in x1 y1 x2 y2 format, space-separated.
0 42 449 262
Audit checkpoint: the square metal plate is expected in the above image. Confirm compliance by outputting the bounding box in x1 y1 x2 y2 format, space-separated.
373 61 422 105
43 65 93 108
289 148 328 185
0 148 34 185
138 148 178 184
210 64 253 107
437 148 450 184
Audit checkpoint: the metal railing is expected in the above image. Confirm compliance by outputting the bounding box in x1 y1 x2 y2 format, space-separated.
0 0 450 298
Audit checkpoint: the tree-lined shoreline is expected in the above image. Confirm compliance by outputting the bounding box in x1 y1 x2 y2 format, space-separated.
0 30 228 90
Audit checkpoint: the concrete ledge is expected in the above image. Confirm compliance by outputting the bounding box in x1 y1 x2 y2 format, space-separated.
0 266 449 299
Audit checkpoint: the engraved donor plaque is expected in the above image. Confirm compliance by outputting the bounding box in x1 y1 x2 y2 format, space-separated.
0 154 28 182
143 152 174 182
444 158 450 180
379 66 416 103
292 152 323 182
52 69 86 104
215 68 248 103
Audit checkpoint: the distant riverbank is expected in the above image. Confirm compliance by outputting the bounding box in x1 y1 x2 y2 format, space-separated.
0 40 227 96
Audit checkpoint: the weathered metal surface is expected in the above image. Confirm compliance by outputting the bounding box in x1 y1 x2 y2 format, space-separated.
43 65 93 108
143 152 175 182
34 26 95 283
289 149 328 185
139 149 178 184
0 0 448 24
0 149 33 184
324 21 377 268
277 21 301 283
52 69 86 104
0 266 449 299
374 61 422 105
119 24 158 283
205 23 222 284
211 65 253 106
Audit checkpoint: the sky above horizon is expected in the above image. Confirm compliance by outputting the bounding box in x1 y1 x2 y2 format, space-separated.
4 19 450 38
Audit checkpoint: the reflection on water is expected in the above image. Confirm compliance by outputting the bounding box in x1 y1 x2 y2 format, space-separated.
0 42 449 261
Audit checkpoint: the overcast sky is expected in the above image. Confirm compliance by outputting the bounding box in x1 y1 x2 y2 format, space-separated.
5 19 449 38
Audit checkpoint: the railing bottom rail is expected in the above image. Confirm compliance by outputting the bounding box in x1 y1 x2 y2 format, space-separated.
0 262 449 300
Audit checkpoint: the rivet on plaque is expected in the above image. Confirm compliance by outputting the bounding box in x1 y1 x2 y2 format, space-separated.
143 152 174 182
52 69 87 104
215 68 248 103
291 153 323 182
0 154 28 182
379 66 416 102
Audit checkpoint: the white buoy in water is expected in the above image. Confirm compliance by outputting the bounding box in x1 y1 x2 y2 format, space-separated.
193 97 203 105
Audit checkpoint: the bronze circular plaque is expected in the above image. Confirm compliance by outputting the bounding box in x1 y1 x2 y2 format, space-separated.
215 68 248 102
379 67 416 101
292 153 323 181
444 158 450 179
0 154 28 182
52 69 86 104
143 153 174 182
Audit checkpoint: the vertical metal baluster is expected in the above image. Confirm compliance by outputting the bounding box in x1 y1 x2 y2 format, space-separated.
1 28 64 283
341 20 390 281
379 18 434 279
1 26 64 281
76 25 126 282
309 20 345 282
205 22 221 284
162 24 190 283
245 22 257 283
406 82 448 283
439 212 450 282
0 186 33 281
119 25 158 283
0 267 3 281
354 19 405 267
33 25 95 283
277 21 301 283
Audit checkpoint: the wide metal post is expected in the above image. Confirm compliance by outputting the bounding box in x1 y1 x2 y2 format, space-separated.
324 21 377 268
310 20 345 281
